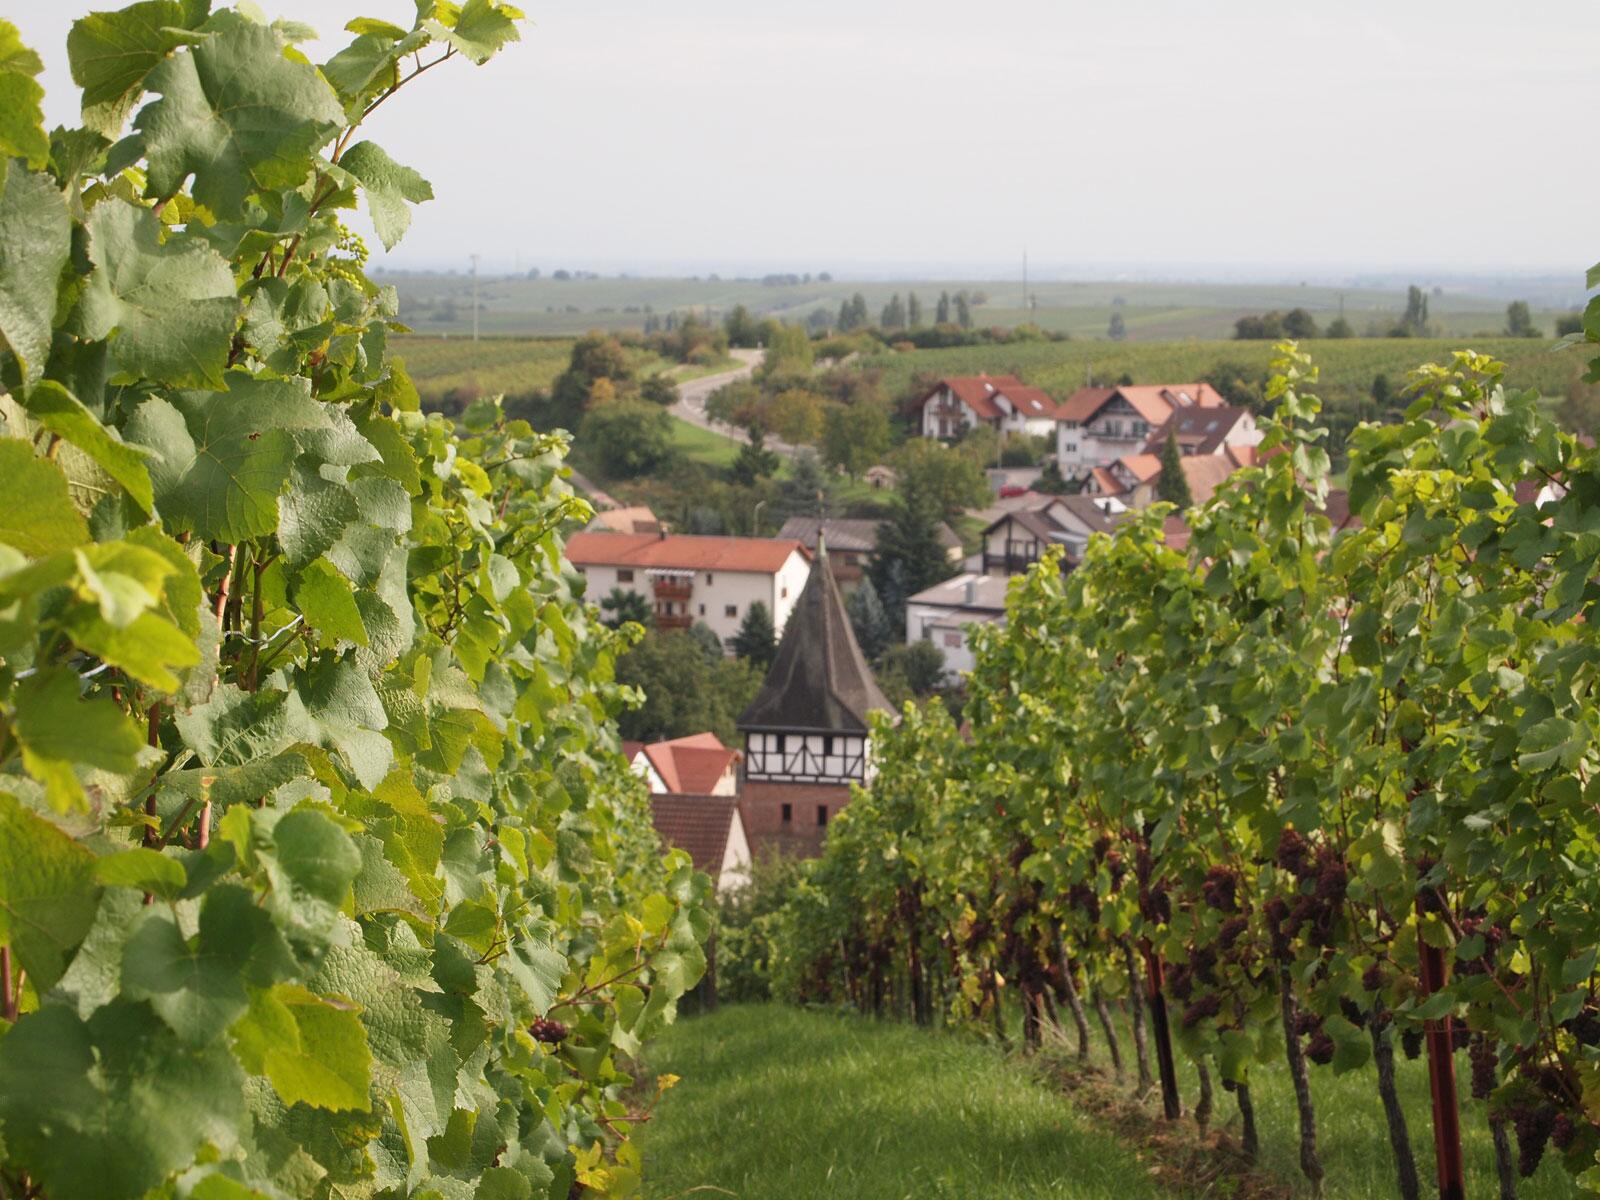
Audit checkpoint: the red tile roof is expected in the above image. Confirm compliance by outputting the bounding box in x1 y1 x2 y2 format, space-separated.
638 733 740 795
567 532 806 574
1087 466 1126 496
649 794 743 876
920 375 1025 421
998 384 1058 419
1115 453 1163 485
1141 406 1254 456
1057 382 1227 426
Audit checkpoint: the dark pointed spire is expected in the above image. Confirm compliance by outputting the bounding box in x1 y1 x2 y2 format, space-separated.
738 544 891 734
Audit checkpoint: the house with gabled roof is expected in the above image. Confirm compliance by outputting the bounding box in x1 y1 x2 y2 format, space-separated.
649 794 752 894
917 375 1059 439
1054 382 1228 481
980 494 1129 575
624 732 741 797
1139 405 1261 460
567 531 810 648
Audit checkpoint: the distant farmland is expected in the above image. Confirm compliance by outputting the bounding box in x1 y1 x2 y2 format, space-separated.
384 270 1584 341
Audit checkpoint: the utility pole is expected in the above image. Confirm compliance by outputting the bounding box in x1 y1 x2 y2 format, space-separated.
470 253 480 343
1022 247 1028 315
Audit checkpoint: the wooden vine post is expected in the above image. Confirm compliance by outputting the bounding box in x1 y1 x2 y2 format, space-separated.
1142 942 1182 1120
1416 896 1465 1200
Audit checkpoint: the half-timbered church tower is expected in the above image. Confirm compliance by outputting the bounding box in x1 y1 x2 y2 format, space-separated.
737 541 893 855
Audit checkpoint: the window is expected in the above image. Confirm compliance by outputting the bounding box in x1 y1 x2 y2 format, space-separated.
724 605 737 618
816 805 828 827
823 734 834 754
1064 441 1077 454
781 586 788 599
944 631 962 648
775 734 786 753
781 803 792 824
617 569 634 583
705 572 714 584
698 604 705 615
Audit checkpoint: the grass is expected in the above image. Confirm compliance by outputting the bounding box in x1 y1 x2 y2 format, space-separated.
637 1005 1169 1200
666 416 744 470
637 1004 1581 1200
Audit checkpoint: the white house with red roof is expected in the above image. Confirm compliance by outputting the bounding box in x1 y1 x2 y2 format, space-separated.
624 733 741 797
918 375 1059 439
1054 382 1229 481
566 532 811 648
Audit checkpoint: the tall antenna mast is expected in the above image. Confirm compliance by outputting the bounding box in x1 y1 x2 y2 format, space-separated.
1022 247 1028 316
470 253 480 343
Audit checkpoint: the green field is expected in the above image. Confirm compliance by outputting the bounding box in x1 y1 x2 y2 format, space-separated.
394 335 577 405
855 335 1591 410
383 269 1582 341
639 1005 1578 1200
638 1006 1167 1200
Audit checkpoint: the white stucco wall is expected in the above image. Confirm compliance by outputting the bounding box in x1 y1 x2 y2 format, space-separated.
906 603 1005 678
577 549 811 649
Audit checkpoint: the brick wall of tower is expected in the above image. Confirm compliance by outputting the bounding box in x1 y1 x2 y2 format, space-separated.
740 779 854 858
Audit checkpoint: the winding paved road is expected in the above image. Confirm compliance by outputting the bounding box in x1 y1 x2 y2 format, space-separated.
670 348 796 456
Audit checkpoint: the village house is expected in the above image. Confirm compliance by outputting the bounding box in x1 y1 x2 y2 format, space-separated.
980 494 1128 574
917 375 1060 439
624 732 741 796
904 573 1010 678
566 531 810 647
1054 382 1229 481
777 516 963 591
738 546 893 856
648 794 752 894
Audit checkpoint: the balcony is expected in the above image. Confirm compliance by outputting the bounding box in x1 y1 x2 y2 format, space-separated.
655 611 693 631
652 580 692 602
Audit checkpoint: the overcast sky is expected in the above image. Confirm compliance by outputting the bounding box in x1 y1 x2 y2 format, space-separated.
11 1 1597 278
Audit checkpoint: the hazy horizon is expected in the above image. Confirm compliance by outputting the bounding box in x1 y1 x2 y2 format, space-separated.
11 1 1596 284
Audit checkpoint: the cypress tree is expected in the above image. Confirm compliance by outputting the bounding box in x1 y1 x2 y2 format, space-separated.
845 576 893 661
731 600 777 667
1156 427 1194 510
869 481 956 637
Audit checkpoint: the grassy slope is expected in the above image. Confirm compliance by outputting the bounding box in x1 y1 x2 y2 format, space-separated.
856 336 1587 409
638 1005 1168 1200
639 1005 1579 1200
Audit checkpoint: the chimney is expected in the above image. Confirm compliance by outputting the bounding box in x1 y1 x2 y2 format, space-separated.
964 577 977 605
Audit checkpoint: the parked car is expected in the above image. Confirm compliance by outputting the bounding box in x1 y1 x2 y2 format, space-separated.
997 483 1029 498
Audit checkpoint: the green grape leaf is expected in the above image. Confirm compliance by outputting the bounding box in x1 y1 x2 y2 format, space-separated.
424 0 522 65
94 845 187 899
0 22 48 167
175 683 295 768
271 807 362 904
0 792 102 992
122 886 293 1046
232 982 374 1111
295 555 369 646
23 381 155 512
0 437 89 555
135 11 344 219
65 608 200 692
125 373 335 542
0 160 70 385
287 653 394 789
13 669 147 812
75 198 240 388
67 0 202 137
0 1000 247 1200
339 141 433 251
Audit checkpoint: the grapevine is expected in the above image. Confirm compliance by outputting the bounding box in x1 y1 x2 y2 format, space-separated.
0 6 710 1199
